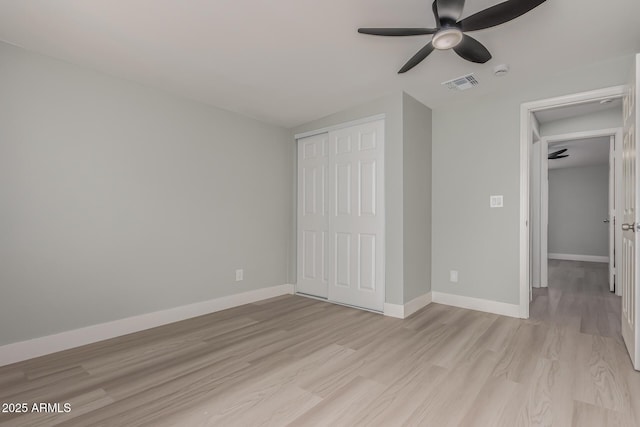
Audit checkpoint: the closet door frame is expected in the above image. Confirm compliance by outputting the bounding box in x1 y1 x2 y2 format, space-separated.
295 114 386 312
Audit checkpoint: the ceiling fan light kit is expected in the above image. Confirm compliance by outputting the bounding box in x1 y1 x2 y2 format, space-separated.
358 0 548 73
432 28 464 49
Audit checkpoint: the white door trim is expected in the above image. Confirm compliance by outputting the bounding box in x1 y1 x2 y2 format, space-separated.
541 136 549 287
609 135 615 292
519 85 626 318
294 114 386 139
543 128 622 145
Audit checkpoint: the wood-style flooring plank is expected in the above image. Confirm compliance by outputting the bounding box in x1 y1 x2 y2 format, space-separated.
287 376 385 427
348 363 448 427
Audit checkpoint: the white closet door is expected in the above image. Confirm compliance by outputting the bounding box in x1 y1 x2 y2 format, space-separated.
328 120 385 311
297 133 329 298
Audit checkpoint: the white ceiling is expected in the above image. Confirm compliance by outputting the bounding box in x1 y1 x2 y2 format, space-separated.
1 0 639 127
535 98 623 124
548 136 609 170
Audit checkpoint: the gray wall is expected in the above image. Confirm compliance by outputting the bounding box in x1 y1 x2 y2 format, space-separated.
548 165 609 257
291 92 406 304
540 107 623 136
432 54 632 305
0 42 292 346
402 93 433 302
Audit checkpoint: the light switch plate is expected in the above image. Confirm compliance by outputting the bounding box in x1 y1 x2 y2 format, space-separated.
450 270 459 283
490 195 503 208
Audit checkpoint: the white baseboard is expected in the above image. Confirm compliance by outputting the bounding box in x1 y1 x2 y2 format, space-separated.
383 302 404 319
548 253 609 263
404 292 433 318
384 292 432 319
0 284 295 367
431 291 521 318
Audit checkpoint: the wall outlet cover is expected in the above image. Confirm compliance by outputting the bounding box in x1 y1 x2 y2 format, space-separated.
449 270 459 283
235 269 244 281
490 195 504 208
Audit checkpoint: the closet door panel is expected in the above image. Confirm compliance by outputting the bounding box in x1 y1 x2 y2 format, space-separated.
297 133 329 298
328 120 385 311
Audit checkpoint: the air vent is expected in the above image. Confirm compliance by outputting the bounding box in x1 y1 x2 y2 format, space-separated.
442 73 479 91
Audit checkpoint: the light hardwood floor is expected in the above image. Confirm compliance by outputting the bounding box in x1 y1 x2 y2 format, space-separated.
1 260 639 426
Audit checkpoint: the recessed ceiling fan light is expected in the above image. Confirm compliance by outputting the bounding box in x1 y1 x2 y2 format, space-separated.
600 99 613 104
432 28 463 50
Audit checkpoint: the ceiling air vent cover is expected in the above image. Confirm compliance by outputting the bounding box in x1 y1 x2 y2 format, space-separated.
442 74 479 91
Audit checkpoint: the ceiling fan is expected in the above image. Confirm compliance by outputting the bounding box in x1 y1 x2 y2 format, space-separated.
358 0 548 73
548 148 569 159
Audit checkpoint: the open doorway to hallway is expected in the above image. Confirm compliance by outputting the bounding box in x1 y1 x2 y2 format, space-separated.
546 135 615 282
526 94 628 347
529 98 623 293
529 98 623 325
521 61 640 371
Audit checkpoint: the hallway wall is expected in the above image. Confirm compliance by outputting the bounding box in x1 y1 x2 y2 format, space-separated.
548 165 609 258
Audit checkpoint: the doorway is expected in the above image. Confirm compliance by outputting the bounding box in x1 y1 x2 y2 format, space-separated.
522 58 640 372
532 128 623 295
519 86 626 318
527 99 623 338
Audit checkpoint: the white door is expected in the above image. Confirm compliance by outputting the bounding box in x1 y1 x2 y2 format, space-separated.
297 133 329 298
621 54 640 371
541 138 549 288
328 120 385 311
609 136 615 291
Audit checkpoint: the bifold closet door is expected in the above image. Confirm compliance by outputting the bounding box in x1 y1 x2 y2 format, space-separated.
328 120 385 311
297 133 329 298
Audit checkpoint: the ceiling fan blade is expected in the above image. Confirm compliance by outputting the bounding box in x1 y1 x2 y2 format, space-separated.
459 0 547 32
432 1 440 24
452 34 491 63
398 42 435 73
436 0 466 22
549 154 569 159
548 148 568 157
358 28 437 36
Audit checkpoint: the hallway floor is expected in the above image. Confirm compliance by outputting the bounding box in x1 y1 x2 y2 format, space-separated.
530 259 622 341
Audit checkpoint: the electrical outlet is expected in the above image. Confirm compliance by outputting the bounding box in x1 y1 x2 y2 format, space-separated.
490 195 503 208
235 269 243 281
450 270 459 283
